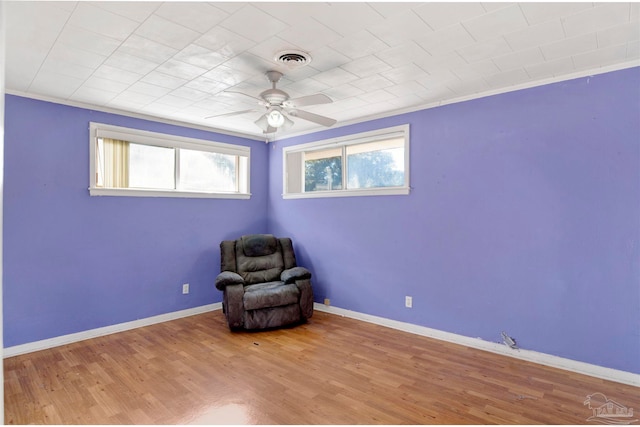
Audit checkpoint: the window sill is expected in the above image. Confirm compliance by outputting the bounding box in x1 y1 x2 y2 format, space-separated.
282 187 410 199
89 187 251 199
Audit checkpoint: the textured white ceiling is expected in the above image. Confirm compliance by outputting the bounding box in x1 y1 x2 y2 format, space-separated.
5 2 640 140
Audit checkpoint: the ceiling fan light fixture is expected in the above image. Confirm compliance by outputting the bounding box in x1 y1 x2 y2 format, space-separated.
282 113 294 131
254 114 269 132
267 108 285 127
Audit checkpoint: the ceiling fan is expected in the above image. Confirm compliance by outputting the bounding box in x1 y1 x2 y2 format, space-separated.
207 70 337 134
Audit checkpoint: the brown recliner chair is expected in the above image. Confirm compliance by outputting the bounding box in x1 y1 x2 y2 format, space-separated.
215 234 314 330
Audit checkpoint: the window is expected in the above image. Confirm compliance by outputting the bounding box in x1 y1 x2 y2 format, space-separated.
283 125 409 198
90 123 250 199
304 147 343 192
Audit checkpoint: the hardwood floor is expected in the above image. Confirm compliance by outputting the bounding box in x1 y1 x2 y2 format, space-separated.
4 310 639 424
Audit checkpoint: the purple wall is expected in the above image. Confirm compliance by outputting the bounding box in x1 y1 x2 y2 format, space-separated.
4 67 639 374
268 67 640 374
3 95 268 347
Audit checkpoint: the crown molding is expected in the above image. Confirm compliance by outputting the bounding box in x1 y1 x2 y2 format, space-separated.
4 90 266 141
6 60 639 144
277 60 640 141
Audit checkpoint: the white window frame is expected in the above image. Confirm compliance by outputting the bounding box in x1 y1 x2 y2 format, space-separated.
282 124 410 199
89 122 251 199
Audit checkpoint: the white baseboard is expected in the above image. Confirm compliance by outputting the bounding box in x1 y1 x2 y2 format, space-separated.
5 302 638 387
3 303 222 358
314 303 640 387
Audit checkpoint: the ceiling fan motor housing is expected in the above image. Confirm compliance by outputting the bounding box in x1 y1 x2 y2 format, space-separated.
260 88 289 106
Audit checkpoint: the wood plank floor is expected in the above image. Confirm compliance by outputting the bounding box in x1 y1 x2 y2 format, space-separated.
4 310 639 424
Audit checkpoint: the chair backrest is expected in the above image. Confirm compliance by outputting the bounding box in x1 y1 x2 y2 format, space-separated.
220 234 298 285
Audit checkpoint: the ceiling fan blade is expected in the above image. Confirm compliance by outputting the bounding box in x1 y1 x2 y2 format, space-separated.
285 93 333 108
288 109 337 127
224 90 270 107
223 90 262 102
205 109 258 119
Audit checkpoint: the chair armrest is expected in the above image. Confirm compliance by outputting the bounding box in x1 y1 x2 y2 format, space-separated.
215 271 245 290
281 267 312 284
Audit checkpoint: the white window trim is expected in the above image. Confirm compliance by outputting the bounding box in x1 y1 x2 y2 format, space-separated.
282 124 410 199
89 122 251 199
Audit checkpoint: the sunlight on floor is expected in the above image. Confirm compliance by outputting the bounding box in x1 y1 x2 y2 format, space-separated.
188 403 253 425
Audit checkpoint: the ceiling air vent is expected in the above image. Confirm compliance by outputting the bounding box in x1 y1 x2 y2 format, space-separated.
274 50 312 68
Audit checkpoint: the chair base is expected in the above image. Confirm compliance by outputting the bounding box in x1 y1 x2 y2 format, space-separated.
222 302 312 331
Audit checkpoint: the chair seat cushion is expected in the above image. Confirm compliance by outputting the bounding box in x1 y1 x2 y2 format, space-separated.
243 281 300 311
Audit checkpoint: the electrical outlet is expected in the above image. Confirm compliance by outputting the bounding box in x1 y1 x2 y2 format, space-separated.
182 283 189 294
324 298 330 306
405 296 412 308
